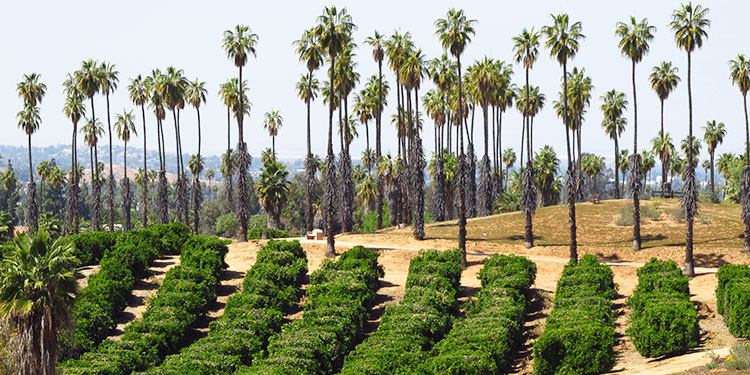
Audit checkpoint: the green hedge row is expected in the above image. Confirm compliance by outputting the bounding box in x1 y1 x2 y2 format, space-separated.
247 228 291 240
717 264 750 337
421 254 536 374
59 234 228 375
135 240 308 375
627 258 698 357
338 248 464 374
237 245 383 375
533 254 616 375
58 231 120 266
62 223 190 358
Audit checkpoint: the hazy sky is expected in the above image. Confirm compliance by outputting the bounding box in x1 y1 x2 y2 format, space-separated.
1 0 745 164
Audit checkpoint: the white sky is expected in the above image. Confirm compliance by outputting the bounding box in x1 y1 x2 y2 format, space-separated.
0 0 745 163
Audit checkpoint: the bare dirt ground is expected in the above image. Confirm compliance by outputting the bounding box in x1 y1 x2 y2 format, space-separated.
108 255 180 340
75 264 100 290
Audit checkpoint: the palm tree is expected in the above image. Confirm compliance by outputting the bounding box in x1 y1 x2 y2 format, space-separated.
146 70 169 224
650 61 681 197
729 54 750 252
0 230 78 375
255 159 290 230
365 31 387 229
315 6 355 257
217 78 242 213
36 160 51 214
294 28 324 233
128 75 150 227
513 27 540 248
471 57 498 218
82 118 104 231
378 154 402 226
188 154 204 234
115 110 136 231
543 13 585 260
186 79 207 158
223 24 259 242
642 150 656 190
502 148 516 191
600 89 628 199
435 8 476 262
63 76 85 234
652 132 675 193
616 16 655 251
99 62 119 232
670 2 711 276
263 110 283 160
582 154 605 196
205 168 215 200
16 74 46 231
160 66 189 224
702 120 726 194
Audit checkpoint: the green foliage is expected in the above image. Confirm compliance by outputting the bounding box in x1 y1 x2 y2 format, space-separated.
59 236 228 375
627 258 698 357
716 264 750 338
135 240 307 375
240 246 382 375
248 213 268 230
339 249 463 374
357 203 391 233
57 231 119 266
493 190 521 213
142 222 192 255
247 227 291 240
215 213 239 238
422 255 536 374
533 254 616 375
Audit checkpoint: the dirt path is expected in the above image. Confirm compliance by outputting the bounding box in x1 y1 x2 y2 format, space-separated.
108 255 180 340
75 264 100 290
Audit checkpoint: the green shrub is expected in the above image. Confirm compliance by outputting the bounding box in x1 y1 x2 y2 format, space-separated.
627 258 699 357
716 264 750 315
533 255 616 375
337 249 463 374
247 227 291 240
215 213 238 237
143 222 191 255
59 231 119 265
59 235 228 375
242 246 382 375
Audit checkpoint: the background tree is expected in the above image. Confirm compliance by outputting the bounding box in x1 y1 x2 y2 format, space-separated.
82 118 104 231
205 168 215 201
263 109 283 160
188 154 204 234
128 75 150 228
652 131 675 196
256 158 290 229
513 27 540 248
502 148 516 191
543 13 585 260
218 79 237 213
16 73 46 231
365 31 387 230
63 75 85 235
702 120 726 194
223 24 259 242
99 62 119 233
435 8 476 263
582 153 605 196
670 2 710 276
729 54 750 252
533 145 561 206
650 61 681 196
115 110 136 231
0 230 78 375
600 89 628 199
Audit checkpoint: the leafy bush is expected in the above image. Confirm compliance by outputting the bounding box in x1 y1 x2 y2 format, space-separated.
247 227 291 240
716 264 750 337
62 229 172 358
143 222 192 255
215 213 238 238
239 246 382 375
627 258 698 357
135 240 307 375
58 231 119 266
533 254 616 375
337 249 463 374
59 236 228 375
422 254 536 374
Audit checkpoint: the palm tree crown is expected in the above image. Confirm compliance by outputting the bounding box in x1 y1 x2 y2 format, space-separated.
616 16 656 63
669 2 711 54
650 62 681 101
222 25 259 68
542 14 585 66
434 8 477 59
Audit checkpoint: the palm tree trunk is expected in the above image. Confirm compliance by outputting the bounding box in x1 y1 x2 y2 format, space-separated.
614 138 620 199
141 105 148 228
237 64 248 242
106 93 115 233
272 135 276 161
306 71 314 233
631 60 642 251
560 62 577 260
456 55 467 266
684 51 696 276
27 133 38 231
710 151 715 192
376 59 384 230
225 105 234 211
742 93 750 252
123 141 130 232
324 46 337 258
660 100 667 197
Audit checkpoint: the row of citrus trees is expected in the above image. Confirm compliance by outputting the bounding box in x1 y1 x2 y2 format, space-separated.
59 224 229 374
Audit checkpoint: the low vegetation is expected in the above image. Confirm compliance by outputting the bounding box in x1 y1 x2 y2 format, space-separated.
716 264 750 338
627 258 699 357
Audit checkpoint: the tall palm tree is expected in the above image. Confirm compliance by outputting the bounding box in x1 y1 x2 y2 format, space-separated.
115 110 136 231
99 62 119 232
652 132 675 193
543 13 585 260
16 73 46 231
582 154 605 195
0 230 78 375
82 118 104 231
729 54 750 252
160 66 189 224
649 61 681 197
365 31 387 229
186 78 207 159
435 8 476 262
36 160 51 211
513 27 541 248
223 24 259 242
616 16 655 251
63 76 85 234
502 148 516 191
400 48 426 240
205 168 215 201
255 159 290 230
146 70 169 224
471 57 498 218
702 120 726 194
315 6 355 257
263 110 283 160
188 154 204 234
600 89 629 199
128 75 150 227
294 28 324 233
218 78 240 213
670 2 710 276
